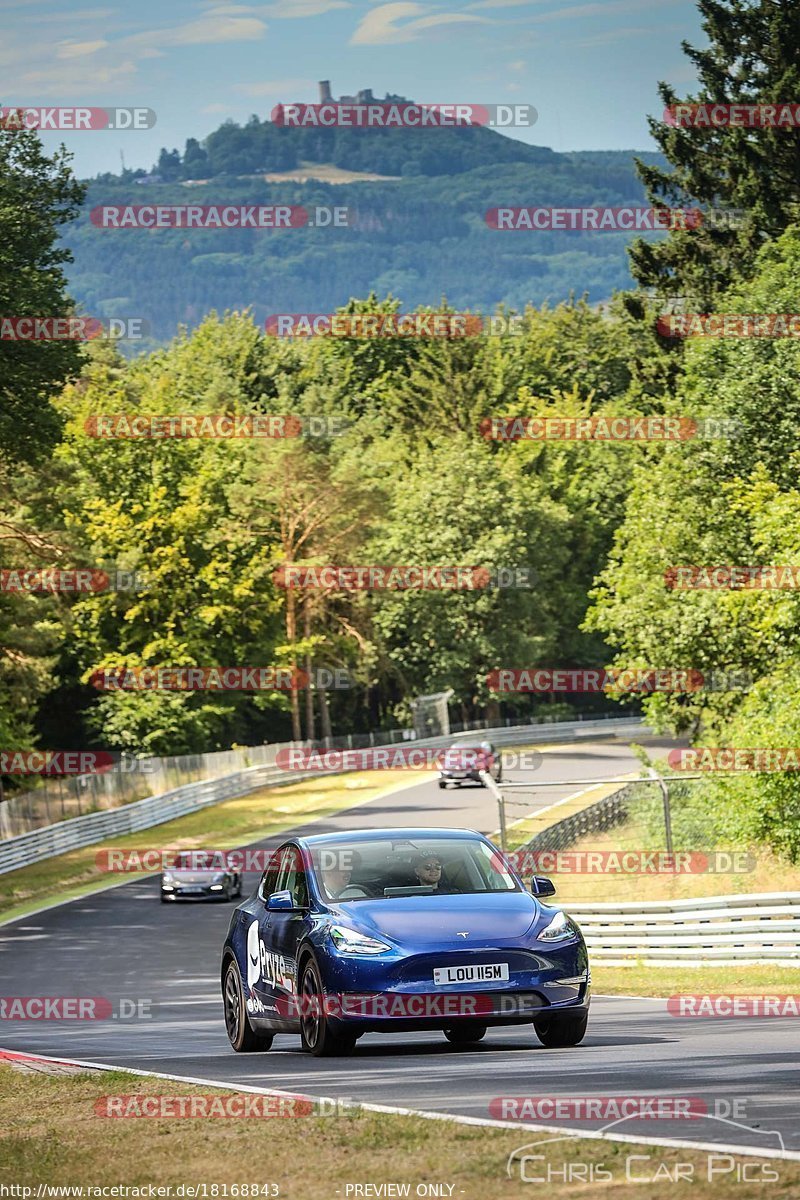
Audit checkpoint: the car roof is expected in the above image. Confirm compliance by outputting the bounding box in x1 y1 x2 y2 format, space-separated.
296 827 484 847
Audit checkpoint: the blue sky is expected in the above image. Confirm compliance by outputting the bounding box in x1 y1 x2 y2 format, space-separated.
3 0 705 178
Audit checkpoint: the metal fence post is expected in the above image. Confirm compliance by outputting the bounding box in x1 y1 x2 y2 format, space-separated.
482 772 507 851
648 766 674 857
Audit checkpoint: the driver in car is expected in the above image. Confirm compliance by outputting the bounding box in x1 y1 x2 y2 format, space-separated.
412 855 458 893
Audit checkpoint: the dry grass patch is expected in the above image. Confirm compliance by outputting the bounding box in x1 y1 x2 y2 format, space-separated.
0 1064 797 1197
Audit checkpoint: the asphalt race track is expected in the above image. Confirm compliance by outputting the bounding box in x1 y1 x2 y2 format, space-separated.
1 736 798 1158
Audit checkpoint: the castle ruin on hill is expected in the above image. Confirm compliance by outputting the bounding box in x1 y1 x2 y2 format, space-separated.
318 81 409 105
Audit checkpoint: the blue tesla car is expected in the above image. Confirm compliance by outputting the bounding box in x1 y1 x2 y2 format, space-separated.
221 827 590 1056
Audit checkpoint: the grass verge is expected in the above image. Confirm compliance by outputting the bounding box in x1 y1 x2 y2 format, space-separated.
592 963 800 997
0 1062 797 1196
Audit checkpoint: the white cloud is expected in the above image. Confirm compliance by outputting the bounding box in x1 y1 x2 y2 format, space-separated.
265 0 350 16
200 0 350 15
125 15 267 47
56 39 108 59
351 2 486 45
19 60 138 91
2 4 269 100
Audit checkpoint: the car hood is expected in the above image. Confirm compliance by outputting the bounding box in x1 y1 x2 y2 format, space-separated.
331 891 541 946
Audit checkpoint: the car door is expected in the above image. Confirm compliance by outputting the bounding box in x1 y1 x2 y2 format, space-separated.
244 851 282 1020
259 843 309 1022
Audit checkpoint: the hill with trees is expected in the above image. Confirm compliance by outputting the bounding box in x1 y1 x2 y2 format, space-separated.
70 118 665 344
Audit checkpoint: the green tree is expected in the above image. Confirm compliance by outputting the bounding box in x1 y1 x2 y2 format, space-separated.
0 123 85 462
587 227 800 735
630 0 800 305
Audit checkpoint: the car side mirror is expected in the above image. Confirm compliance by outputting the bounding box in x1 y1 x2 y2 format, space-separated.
530 875 556 898
266 889 294 911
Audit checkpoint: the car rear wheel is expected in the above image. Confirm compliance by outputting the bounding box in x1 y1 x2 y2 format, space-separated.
444 1024 487 1045
223 959 274 1053
299 959 356 1057
533 1010 588 1048
438 780 447 789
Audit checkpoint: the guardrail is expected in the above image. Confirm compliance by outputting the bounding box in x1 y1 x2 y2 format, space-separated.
483 729 653 848
524 781 639 854
0 716 648 876
567 893 800 966
0 710 639 840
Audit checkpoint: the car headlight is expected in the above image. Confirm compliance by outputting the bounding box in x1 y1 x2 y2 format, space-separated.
330 925 392 955
538 910 579 942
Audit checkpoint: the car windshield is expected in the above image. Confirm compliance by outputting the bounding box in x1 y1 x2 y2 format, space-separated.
173 851 225 871
443 745 489 763
309 836 518 901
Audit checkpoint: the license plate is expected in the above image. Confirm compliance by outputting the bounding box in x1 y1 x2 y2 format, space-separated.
182 886 204 894
433 963 509 985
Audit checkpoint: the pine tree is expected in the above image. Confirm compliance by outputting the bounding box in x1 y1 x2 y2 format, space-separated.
630 0 800 306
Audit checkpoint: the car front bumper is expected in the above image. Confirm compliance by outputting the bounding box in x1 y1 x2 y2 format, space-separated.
318 942 590 1028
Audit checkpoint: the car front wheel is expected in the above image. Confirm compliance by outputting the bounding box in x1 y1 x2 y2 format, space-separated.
299 958 357 1057
223 959 274 1053
533 1009 588 1048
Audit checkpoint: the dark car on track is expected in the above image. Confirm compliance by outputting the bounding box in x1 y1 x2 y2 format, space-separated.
220 827 589 1056
161 851 242 903
438 740 502 788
